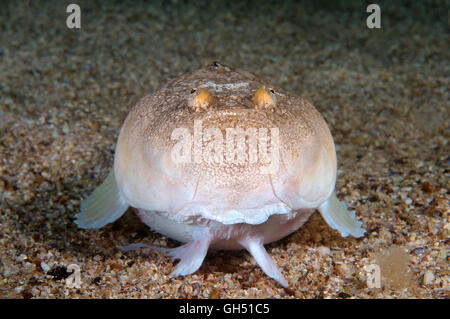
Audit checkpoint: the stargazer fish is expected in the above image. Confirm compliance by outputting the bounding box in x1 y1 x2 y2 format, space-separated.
75 62 365 287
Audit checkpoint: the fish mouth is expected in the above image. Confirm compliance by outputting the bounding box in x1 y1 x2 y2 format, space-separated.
174 201 294 225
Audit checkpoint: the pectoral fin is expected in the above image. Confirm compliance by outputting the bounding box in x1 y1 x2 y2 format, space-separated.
75 170 129 229
318 192 365 238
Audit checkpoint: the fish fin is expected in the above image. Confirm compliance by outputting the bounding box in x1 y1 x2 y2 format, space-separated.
239 238 289 288
75 170 128 229
318 192 365 238
120 238 211 277
164 238 211 277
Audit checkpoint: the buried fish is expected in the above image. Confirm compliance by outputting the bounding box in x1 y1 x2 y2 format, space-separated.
75 62 365 287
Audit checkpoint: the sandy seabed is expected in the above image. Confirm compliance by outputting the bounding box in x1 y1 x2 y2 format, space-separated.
0 1 448 298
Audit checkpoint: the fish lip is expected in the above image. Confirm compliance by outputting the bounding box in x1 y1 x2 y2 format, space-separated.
171 202 293 225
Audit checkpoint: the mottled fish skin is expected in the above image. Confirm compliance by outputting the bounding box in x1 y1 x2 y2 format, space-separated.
115 62 336 219
75 62 365 288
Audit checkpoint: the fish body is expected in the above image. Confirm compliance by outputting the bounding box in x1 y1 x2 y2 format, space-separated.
75 62 365 287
